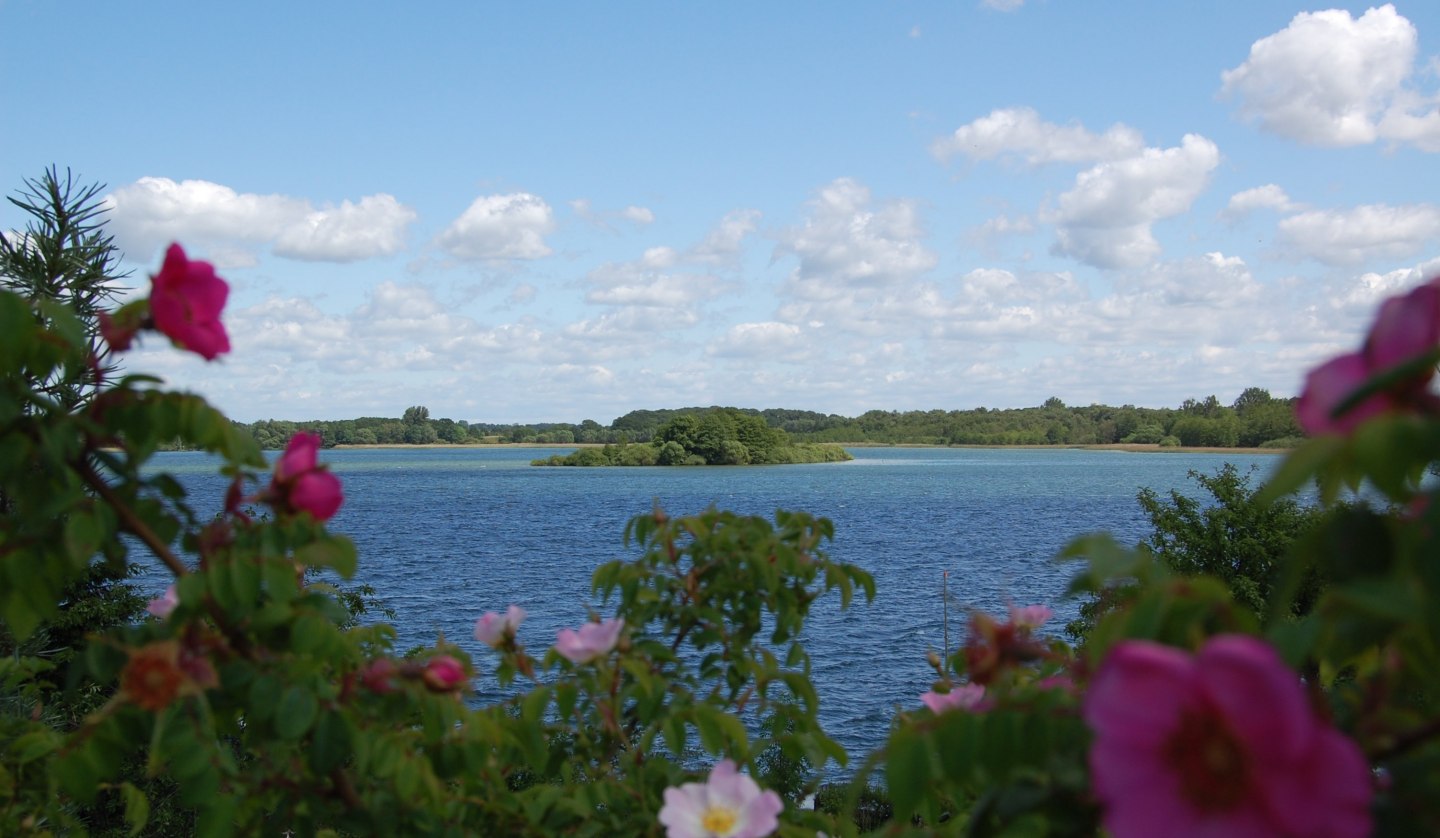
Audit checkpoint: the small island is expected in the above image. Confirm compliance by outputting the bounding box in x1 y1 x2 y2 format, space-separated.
531 408 852 466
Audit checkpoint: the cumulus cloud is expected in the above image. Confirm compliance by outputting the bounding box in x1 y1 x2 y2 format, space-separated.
777 178 936 297
104 177 414 264
932 107 1144 165
982 0 1024 10
1224 184 1302 218
1046 134 1220 269
438 192 554 260
709 321 806 359
1221 5 1440 150
273 194 416 262
1277 203 1440 266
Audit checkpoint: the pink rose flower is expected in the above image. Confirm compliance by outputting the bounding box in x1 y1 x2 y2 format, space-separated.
1295 352 1394 436
1008 604 1052 630
1364 279 1440 380
149 243 230 360
474 605 526 648
658 759 783 838
146 584 178 618
920 682 987 713
1083 635 1371 838
359 658 399 694
555 617 624 664
421 655 468 692
268 432 344 521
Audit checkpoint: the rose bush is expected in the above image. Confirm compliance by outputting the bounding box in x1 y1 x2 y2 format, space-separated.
5 225 1440 835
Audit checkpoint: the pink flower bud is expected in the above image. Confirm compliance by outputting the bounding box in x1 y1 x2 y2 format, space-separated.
421 655 468 692
268 432 344 521
149 243 230 360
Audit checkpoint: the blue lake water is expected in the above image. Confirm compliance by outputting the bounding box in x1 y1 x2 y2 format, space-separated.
143 445 1280 764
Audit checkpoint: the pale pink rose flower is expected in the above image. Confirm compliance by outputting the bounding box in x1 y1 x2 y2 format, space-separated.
658 759 783 838
1084 635 1371 838
146 584 178 618
1008 604 1052 630
149 243 230 360
474 605 527 648
1365 280 1440 378
920 682 987 713
1295 352 1393 436
555 617 624 664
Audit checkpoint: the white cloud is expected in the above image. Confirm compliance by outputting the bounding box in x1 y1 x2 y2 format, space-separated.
273 194 416 262
973 213 1036 240
1224 184 1302 217
1277 203 1440 265
1221 5 1440 150
437 192 554 260
687 209 760 264
621 205 655 225
1046 134 1220 269
981 0 1024 10
777 178 936 297
932 107 1144 165
709 321 806 359
570 199 656 229
104 177 415 264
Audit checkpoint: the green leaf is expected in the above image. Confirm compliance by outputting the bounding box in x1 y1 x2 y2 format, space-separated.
296 536 358 578
886 727 933 821
121 782 151 837
1258 436 1343 505
276 686 319 740
309 711 353 773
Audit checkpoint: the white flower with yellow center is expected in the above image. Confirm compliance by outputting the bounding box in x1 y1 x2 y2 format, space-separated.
658 759 783 838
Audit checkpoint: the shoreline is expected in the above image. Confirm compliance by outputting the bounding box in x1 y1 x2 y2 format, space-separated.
329 442 1288 455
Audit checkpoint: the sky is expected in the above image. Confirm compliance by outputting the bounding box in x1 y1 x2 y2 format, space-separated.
5 1 1440 425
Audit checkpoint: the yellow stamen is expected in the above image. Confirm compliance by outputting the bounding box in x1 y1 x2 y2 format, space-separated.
700 805 738 835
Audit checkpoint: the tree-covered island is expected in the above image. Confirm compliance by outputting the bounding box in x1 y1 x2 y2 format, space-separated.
531 408 853 466
229 388 1304 452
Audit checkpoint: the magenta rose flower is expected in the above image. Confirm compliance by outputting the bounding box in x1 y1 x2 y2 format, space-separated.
421 655 468 692
474 605 526 649
149 243 230 360
658 759 783 838
1364 279 1440 380
920 682 987 714
359 658 399 694
1083 635 1371 837
555 617 624 664
1295 352 1395 436
268 432 344 521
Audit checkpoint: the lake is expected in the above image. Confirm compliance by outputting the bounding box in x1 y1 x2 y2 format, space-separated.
144 445 1281 765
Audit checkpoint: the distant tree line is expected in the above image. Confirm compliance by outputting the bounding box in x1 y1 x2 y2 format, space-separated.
533 409 854 466
215 387 1304 451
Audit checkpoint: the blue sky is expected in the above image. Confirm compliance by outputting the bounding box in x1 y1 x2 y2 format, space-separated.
5 1 1440 424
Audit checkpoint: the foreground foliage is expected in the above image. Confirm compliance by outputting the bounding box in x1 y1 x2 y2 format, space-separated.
5 173 1440 835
